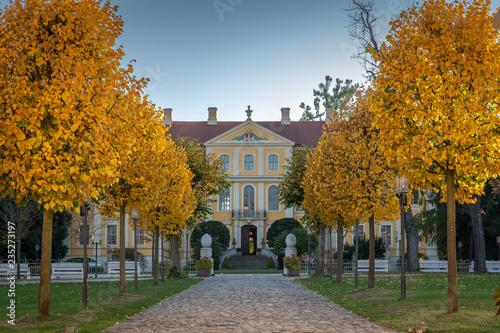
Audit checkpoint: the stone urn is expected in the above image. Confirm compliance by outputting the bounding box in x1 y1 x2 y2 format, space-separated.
287 269 300 277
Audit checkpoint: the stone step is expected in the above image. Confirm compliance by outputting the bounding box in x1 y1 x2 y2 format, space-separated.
227 255 269 270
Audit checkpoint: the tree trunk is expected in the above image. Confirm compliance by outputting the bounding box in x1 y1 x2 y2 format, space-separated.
316 222 326 276
446 169 458 313
16 238 21 280
152 231 156 278
119 203 126 295
153 226 159 285
336 226 343 283
368 214 375 288
38 208 53 316
169 234 182 278
405 207 420 271
470 194 487 272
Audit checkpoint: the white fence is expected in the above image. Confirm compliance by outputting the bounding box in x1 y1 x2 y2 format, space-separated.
299 259 500 275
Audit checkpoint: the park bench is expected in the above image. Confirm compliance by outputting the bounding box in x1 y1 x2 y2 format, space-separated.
420 260 448 272
357 260 389 272
0 263 31 279
107 261 139 277
469 260 500 273
51 262 84 278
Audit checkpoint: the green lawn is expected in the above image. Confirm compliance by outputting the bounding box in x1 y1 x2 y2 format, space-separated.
0 278 200 333
297 274 500 333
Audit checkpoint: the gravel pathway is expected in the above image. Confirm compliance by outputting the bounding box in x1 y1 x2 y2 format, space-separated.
102 274 400 333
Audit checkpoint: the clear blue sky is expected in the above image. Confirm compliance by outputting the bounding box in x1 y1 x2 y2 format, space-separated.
116 0 409 121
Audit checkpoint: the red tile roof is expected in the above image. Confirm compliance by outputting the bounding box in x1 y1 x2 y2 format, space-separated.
167 121 325 147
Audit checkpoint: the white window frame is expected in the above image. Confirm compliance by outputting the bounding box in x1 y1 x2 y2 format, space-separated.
220 154 230 171
267 184 280 211
135 228 146 247
352 224 365 243
267 154 279 171
106 224 118 247
243 154 255 171
242 184 256 213
218 187 231 212
77 224 91 246
380 224 392 247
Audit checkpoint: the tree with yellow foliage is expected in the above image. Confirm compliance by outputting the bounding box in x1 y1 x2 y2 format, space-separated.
166 137 228 277
304 89 399 288
372 0 500 313
133 140 195 284
99 100 185 292
0 0 152 315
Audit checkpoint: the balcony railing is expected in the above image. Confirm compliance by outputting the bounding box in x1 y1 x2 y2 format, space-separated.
231 209 266 219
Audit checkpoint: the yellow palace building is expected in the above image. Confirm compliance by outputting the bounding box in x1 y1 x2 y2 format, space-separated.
64 106 437 266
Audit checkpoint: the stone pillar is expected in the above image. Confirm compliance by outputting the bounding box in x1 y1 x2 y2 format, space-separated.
284 234 297 275
200 234 214 275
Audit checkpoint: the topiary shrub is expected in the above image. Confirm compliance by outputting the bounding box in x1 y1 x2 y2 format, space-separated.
266 256 276 269
191 220 230 269
221 256 230 269
266 218 301 248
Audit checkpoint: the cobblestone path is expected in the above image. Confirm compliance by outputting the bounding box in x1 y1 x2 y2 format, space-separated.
102 274 399 333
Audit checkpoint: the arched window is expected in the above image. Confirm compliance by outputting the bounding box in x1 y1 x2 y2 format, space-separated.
243 185 255 217
220 154 230 171
268 185 280 211
218 187 231 211
268 154 279 171
244 154 254 171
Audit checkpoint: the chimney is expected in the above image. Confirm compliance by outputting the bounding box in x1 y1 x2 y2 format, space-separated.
325 108 334 124
208 107 217 125
163 108 172 126
281 107 291 125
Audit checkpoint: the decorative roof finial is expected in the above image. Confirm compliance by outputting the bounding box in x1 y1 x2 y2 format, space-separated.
246 105 253 120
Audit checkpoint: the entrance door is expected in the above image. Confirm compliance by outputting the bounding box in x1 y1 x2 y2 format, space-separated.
241 225 257 255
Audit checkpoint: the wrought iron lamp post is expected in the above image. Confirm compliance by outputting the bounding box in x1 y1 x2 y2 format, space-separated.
80 201 91 308
307 229 311 276
185 229 190 275
395 176 409 300
91 235 101 279
131 209 139 291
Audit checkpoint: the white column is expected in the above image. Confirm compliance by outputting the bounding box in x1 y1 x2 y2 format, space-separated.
257 220 264 249
258 148 264 176
285 207 293 218
234 220 240 247
234 148 240 175
233 183 240 211
258 183 265 211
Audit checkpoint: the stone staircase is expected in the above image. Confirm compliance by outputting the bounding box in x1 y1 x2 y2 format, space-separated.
227 255 269 270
